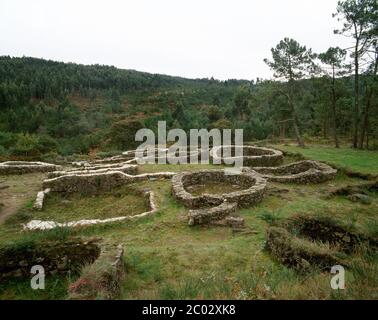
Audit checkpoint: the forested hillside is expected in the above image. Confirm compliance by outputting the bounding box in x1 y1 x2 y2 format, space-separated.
0 47 377 161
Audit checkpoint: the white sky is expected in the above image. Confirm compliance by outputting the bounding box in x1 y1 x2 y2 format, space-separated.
0 0 352 80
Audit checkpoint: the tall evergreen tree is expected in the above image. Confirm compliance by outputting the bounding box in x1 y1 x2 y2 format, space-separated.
333 0 378 148
264 38 316 147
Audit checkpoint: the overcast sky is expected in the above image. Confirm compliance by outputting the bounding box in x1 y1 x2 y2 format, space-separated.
0 0 352 80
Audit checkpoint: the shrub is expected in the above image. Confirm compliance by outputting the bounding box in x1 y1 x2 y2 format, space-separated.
109 119 144 150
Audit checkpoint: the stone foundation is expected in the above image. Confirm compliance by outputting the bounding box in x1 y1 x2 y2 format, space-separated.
123 147 206 164
43 170 175 195
0 238 100 280
172 169 267 209
210 145 283 167
266 226 340 272
47 163 138 178
68 244 124 300
253 160 337 184
266 215 377 272
188 201 238 225
33 188 51 210
172 169 266 226
0 161 61 175
24 190 159 231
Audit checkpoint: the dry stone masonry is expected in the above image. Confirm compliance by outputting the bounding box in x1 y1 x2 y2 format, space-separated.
0 161 60 175
24 190 159 230
9 148 338 234
188 201 238 225
0 238 100 280
253 160 337 184
47 163 138 178
172 169 267 226
172 169 267 209
210 145 283 167
68 244 125 300
33 188 51 210
265 215 378 272
43 170 175 195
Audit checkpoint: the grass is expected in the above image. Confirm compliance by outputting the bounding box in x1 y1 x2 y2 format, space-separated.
271 144 378 175
0 275 70 300
188 181 241 196
29 185 149 223
0 146 377 300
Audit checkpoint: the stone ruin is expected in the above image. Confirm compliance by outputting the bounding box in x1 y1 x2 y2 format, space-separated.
123 147 209 164
0 238 100 280
33 188 51 210
72 156 137 168
68 244 125 300
47 163 138 178
253 160 337 184
265 215 378 272
0 236 125 299
26 158 174 230
25 189 159 231
172 169 267 227
210 145 283 167
42 169 175 195
0 161 60 175
12 147 338 233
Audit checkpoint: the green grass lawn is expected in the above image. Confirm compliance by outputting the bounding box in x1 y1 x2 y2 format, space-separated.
271 144 378 175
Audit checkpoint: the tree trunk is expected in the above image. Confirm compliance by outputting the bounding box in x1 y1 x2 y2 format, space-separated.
287 82 305 148
353 41 360 148
331 66 339 148
358 51 377 149
366 129 369 149
291 106 305 148
359 86 372 148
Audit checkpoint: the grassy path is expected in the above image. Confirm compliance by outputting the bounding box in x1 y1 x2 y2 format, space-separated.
271 144 378 175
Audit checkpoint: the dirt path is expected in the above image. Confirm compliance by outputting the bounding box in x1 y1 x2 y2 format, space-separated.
0 173 45 224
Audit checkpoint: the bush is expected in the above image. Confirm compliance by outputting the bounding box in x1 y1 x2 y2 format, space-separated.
210 119 232 130
0 145 9 157
109 119 145 150
0 131 17 149
13 133 40 157
36 135 59 154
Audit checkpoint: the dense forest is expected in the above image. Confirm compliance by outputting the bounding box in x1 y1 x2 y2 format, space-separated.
0 0 377 160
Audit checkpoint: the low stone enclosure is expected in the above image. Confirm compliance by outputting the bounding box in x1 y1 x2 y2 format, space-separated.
210 145 283 167
172 169 267 226
0 161 60 175
266 215 378 272
8 147 338 232
23 157 176 230
42 170 175 195
47 163 138 178
122 147 208 164
327 180 377 204
25 188 159 231
253 160 337 184
0 237 125 299
0 238 101 280
68 244 125 300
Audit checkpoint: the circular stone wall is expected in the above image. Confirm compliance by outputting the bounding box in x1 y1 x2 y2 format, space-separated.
253 160 337 184
210 145 283 167
0 161 60 175
172 169 267 209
